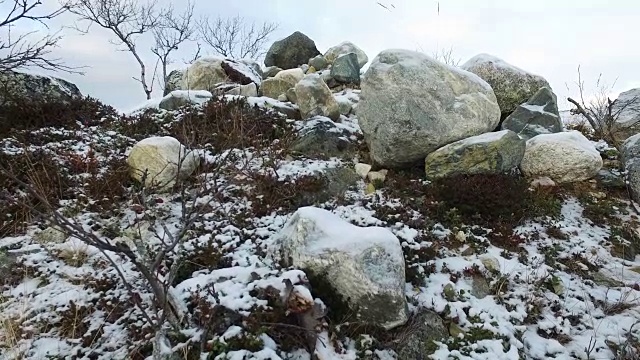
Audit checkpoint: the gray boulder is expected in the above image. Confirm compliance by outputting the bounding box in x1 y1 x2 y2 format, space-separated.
424 130 526 178
163 69 184 95
291 116 355 158
294 74 340 121
520 131 603 183
613 88 640 128
330 53 360 85
622 134 640 202
324 41 369 69
271 206 408 330
309 55 328 71
221 59 262 86
264 31 321 70
461 54 551 116
358 49 501 168
224 83 258 97
395 311 448 359
0 70 81 104
502 87 563 139
158 90 212 111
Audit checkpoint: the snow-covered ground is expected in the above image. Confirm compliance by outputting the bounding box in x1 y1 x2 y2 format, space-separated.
1 96 640 360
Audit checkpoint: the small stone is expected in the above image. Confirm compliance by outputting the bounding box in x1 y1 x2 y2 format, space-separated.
277 93 288 102
355 163 372 179
365 182 376 195
367 170 387 184
531 176 556 188
480 255 500 273
471 275 491 299
455 231 466 242
443 283 456 301
307 66 317 73
551 275 564 295
309 54 328 70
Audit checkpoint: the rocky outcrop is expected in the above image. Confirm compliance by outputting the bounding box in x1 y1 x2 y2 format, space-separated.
501 87 562 139
358 49 501 168
127 136 200 191
520 131 603 183
461 54 551 116
271 207 408 330
0 70 81 104
181 57 261 92
264 31 321 70
424 130 526 178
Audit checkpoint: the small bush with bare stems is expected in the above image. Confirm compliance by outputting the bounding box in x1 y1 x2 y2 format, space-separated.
567 65 640 148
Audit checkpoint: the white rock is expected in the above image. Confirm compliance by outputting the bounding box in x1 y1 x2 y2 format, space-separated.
225 83 258 97
271 207 408 329
274 68 305 86
294 74 340 121
355 163 372 179
181 57 228 91
127 136 200 191
367 170 387 184
480 255 500 273
520 131 603 183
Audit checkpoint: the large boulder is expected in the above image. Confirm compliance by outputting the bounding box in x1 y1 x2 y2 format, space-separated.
181 57 261 92
330 53 360 85
461 54 551 116
622 134 640 202
294 74 340 121
358 49 501 168
501 86 563 139
309 55 328 71
264 31 321 70
291 116 356 158
181 57 228 91
271 207 408 330
0 70 81 104
611 88 640 140
127 136 200 191
324 41 368 69
424 130 526 178
520 130 603 183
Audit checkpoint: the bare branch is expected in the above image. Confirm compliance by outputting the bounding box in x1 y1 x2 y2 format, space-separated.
64 0 163 99
151 1 195 95
197 15 278 60
0 0 79 73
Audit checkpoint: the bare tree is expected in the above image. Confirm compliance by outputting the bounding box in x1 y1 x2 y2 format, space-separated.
0 0 77 72
151 1 195 95
65 0 162 99
432 47 461 67
567 65 640 148
197 15 278 60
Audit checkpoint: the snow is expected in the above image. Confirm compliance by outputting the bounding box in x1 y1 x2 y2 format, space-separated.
461 53 543 78
125 90 213 115
521 103 560 117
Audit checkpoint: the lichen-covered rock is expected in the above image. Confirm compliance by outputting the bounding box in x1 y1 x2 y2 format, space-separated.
330 53 360 85
264 31 321 70
324 41 368 69
271 207 408 330
359 49 500 168
502 87 562 139
622 134 640 202
260 78 295 100
294 74 340 121
127 136 200 191
424 130 525 178
163 69 185 95
224 83 258 97
462 54 551 116
395 311 448 359
520 131 603 183
0 70 81 104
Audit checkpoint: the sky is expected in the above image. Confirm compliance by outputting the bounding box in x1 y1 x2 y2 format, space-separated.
4 0 640 112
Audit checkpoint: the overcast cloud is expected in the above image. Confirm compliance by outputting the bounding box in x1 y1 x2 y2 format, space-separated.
6 0 640 111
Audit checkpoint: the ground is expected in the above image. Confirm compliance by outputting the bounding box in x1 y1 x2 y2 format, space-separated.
1 94 640 360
